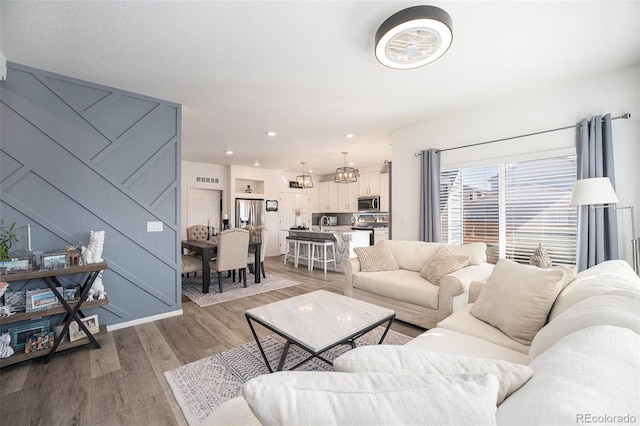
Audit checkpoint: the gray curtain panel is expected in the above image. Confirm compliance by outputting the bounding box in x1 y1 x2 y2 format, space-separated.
419 149 442 242
576 113 619 272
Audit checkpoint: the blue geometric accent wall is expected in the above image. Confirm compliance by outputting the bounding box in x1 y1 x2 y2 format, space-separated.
0 63 181 326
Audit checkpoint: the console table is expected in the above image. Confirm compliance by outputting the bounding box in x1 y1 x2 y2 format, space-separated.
0 262 109 367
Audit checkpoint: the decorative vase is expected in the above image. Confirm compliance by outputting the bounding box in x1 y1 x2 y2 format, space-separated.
294 215 302 228
530 243 552 268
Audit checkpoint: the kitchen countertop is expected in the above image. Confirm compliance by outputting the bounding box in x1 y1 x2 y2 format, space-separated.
283 226 372 234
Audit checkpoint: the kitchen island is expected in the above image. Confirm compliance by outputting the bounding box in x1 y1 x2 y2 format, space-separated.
285 227 371 272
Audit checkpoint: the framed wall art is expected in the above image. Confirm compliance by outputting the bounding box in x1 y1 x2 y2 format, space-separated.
266 200 278 212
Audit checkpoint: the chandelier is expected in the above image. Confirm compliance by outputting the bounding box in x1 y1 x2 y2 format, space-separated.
334 152 358 183
296 162 314 189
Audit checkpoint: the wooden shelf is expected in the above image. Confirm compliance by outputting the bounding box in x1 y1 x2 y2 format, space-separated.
0 325 108 368
0 297 108 325
0 262 109 367
0 262 108 282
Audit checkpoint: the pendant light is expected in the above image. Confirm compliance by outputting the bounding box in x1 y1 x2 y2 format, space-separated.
296 162 314 189
334 152 358 183
375 5 453 70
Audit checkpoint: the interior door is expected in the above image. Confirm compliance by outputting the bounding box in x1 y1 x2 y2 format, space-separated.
278 192 310 254
187 188 222 232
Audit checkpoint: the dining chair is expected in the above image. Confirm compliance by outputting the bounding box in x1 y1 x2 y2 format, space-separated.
187 225 209 241
247 226 268 279
181 254 202 278
209 228 250 293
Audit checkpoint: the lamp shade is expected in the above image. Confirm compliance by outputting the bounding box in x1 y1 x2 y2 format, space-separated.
569 177 619 206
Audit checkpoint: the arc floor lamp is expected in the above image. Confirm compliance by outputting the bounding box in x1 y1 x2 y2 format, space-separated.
570 177 639 275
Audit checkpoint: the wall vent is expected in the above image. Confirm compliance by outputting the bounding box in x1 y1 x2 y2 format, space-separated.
196 176 220 184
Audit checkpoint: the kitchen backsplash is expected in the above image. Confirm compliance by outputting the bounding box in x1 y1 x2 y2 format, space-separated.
311 212 389 226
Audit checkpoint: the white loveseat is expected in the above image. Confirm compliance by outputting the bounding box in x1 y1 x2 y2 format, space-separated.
343 240 495 329
206 259 640 425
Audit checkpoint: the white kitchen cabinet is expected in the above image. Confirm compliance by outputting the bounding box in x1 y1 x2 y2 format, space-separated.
318 181 357 212
359 171 380 196
318 181 343 212
337 182 357 212
379 173 389 212
374 227 389 244
318 181 332 212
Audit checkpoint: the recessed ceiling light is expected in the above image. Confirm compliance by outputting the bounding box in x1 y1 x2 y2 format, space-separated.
266 131 277 137
225 149 234 155
254 161 260 167
349 161 355 166
345 133 354 139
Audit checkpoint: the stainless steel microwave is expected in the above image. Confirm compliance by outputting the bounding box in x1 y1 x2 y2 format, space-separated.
358 196 380 212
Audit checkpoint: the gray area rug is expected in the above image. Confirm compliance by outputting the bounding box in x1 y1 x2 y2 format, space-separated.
181 272 300 307
164 327 411 425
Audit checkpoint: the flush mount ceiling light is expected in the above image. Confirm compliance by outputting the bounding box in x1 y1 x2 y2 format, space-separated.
335 152 358 184
375 5 453 70
296 162 314 189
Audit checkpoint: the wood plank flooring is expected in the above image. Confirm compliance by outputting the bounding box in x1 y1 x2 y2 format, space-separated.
0 256 425 425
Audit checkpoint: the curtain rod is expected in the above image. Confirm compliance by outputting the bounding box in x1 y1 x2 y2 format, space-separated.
414 113 631 157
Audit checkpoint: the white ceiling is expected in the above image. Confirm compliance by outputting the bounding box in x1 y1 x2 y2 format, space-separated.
1 1 639 176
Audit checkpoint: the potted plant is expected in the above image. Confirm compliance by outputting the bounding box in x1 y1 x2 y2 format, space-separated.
0 221 20 261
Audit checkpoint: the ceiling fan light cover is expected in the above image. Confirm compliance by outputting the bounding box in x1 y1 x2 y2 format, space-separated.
375 5 453 70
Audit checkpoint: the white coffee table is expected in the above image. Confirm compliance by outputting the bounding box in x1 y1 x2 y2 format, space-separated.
245 290 395 372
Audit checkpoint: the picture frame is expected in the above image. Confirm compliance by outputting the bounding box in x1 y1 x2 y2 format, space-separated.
24 331 55 354
266 200 278 212
25 288 61 313
0 259 30 275
289 181 302 188
3 289 26 313
8 319 49 350
42 253 70 270
63 287 78 301
69 314 99 342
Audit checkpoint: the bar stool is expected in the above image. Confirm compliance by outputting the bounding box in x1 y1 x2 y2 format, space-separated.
296 237 314 270
311 239 337 274
284 236 298 266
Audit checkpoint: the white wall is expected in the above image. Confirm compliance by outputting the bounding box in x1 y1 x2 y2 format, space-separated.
181 160 228 240
392 64 640 266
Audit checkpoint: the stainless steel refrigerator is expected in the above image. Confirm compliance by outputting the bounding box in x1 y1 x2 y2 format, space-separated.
235 198 265 228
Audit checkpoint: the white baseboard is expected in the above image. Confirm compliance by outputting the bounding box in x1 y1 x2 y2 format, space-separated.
106 309 183 332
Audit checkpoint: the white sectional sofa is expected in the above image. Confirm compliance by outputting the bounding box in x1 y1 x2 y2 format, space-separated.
343 240 495 328
206 259 640 425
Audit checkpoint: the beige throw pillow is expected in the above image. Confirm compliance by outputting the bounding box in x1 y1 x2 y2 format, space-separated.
470 259 566 345
446 242 488 265
419 246 470 285
334 345 533 405
242 371 499 426
354 240 399 272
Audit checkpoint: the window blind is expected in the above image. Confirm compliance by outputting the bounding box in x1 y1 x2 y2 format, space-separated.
440 156 577 266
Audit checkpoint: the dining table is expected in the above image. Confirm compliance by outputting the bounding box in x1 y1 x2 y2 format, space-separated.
181 239 262 293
